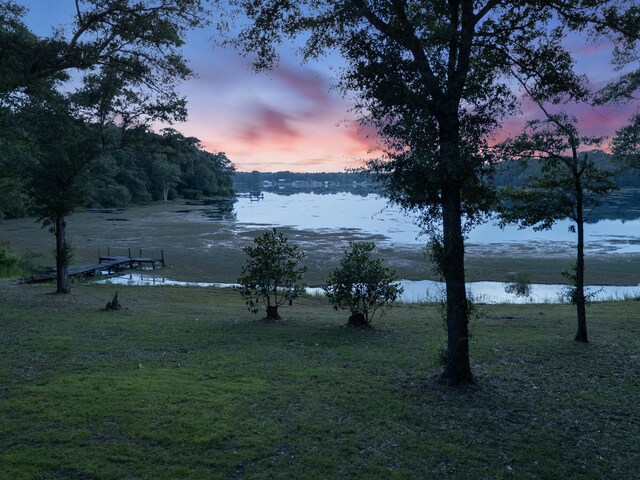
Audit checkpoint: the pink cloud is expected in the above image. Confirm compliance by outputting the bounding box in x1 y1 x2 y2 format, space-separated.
344 123 383 155
236 104 301 147
272 64 334 110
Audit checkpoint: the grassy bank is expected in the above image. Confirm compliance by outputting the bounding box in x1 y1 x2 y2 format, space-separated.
1 283 639 479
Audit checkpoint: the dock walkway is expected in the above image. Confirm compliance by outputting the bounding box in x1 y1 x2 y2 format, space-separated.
19 250 165 284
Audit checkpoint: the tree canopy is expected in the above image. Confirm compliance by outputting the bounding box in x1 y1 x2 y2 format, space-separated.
0 1 235 220
0 0 231 294
218 0 640 384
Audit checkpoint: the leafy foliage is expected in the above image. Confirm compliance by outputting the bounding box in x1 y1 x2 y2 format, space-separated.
504 273 532 299
498 117 618 230
498 105 618 343
0 1 228 220
0 111 235 219
217 0 639 384
18 95 99 226
237 229 307 320
0 0 214 294
612 113 640 170
0 0 209 98
325 242 402 326
0 241 19 276
0 242 44 279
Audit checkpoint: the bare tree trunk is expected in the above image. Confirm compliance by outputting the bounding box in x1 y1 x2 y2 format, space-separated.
440 181 473 384
266 304 280 321
574 185 588 343
55 216 70 294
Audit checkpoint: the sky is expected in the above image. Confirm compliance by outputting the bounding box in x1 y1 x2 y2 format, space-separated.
18 1 640 173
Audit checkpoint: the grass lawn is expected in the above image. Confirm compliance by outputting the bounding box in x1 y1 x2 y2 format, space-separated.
1 283 639 479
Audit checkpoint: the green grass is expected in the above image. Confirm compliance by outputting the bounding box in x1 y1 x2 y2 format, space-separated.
1 284 639 479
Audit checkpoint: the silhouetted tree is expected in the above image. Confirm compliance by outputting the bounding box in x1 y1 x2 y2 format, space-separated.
237 229 307 320
0 1 211 292
20 94 99 293
218 0 638 384
612 116 640 170
499 112 617 343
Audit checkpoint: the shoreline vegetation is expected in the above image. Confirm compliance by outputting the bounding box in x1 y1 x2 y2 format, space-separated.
1 283 639 478
1 197 639 289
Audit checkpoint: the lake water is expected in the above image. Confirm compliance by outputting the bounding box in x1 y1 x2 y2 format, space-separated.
96 189 640 303
99 274 640 304
227 191 640 255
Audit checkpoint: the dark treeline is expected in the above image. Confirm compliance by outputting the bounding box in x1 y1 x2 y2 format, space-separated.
493 150 640 188
0 122 235 219
233 170 377 195
0 0 234 222
234 151 640 195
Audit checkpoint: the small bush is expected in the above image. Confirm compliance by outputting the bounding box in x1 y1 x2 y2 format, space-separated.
325 241 402 326
0 244 43 279
504 273 532 298
0 242 20 277
237 229 307 320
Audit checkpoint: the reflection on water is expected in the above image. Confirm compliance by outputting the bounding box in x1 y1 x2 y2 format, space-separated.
218 191 640 253
590 188 640 222
199 198 237 221
97 273 640 304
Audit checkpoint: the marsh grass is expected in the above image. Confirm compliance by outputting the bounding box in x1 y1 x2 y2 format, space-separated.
1 284 639 479
1 203 639 285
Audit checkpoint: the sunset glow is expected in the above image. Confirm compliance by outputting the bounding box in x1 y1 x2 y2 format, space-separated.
21 1 639 172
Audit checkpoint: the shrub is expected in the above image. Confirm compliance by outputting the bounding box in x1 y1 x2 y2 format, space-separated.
504 273 532 298
0 244 43 279
0 242 20 277
325 241 403 326
182 188 202 200
237 229 307 320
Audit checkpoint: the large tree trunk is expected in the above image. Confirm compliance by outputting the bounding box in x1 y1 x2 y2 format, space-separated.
55 216 70 294
574 184 588 343
440 181 473 384
266 304 280 321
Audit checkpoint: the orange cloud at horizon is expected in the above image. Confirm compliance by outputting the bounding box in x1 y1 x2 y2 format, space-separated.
176 56 382 172
174 27 637 173
198 121 376 173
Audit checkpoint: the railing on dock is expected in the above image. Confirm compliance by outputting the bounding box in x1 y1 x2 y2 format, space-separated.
19 248 165 284
98 247 165 269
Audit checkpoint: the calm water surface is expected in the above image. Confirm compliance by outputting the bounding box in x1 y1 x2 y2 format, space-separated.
229 192 640 254
89 190 640 301
99 190 640 303
100 274 640 304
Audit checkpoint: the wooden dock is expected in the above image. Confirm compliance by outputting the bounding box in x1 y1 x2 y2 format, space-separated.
19 249 165 284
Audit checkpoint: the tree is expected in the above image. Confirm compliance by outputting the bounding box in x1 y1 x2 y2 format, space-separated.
150 154 181 202
237 229 307 320
0 0 209 96
0 1 209 292
612 114 640 170
20 94 99 294
498 110 617 343
218 0 636 384
325 242 403 327
593 6 640 170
